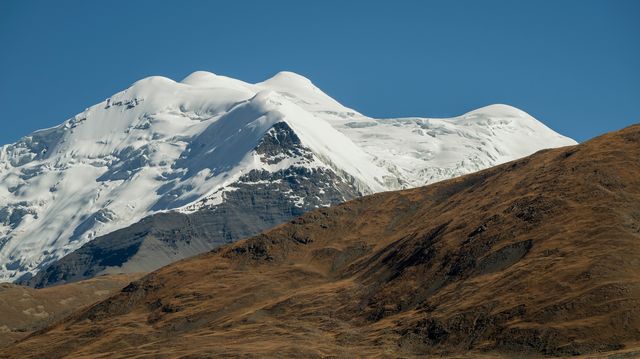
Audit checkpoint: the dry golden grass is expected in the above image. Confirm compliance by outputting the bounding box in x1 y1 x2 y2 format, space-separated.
0 274 139 348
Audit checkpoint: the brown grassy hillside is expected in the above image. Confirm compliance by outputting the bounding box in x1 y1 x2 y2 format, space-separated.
0 274 139 348
3 125 640 358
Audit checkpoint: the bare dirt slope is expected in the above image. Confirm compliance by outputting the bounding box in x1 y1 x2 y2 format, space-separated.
0 274 139 348
3 125 639 358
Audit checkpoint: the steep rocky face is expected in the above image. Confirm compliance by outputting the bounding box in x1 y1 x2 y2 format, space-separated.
253 121 312 164
4 125 637 358
22 122 362 287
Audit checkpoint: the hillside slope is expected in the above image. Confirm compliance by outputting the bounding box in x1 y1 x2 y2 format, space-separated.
4 124 638 357
0 274 138 348
3 125 638 357
0 71 575 283
5 124 637 358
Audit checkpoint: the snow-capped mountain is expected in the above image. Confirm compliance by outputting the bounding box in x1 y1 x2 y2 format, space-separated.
0 71 576 282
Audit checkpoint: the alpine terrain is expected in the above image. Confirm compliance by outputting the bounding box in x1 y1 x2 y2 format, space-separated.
0 71 575 284
3 124 638 358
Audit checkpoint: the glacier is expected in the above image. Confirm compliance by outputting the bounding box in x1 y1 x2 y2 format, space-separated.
0 70 576 282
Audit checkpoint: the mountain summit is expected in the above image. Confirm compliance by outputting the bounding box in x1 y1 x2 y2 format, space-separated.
0 71 575 282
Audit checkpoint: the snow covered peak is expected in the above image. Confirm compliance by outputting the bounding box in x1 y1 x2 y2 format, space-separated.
463 104 530 118
128 75 178 94
0 70 576 283
257 71 354 114
457 104 569 148
179 71 255 93
180 70 219 85
261 71 314 87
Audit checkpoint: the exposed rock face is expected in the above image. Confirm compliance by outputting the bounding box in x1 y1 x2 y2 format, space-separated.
4 125 638 358
254 122 313 164
22 122 361 288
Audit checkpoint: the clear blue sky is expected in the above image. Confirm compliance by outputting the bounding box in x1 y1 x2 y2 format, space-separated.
0 0 638 144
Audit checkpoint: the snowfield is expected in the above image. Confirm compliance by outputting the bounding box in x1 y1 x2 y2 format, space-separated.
0 70 576 282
